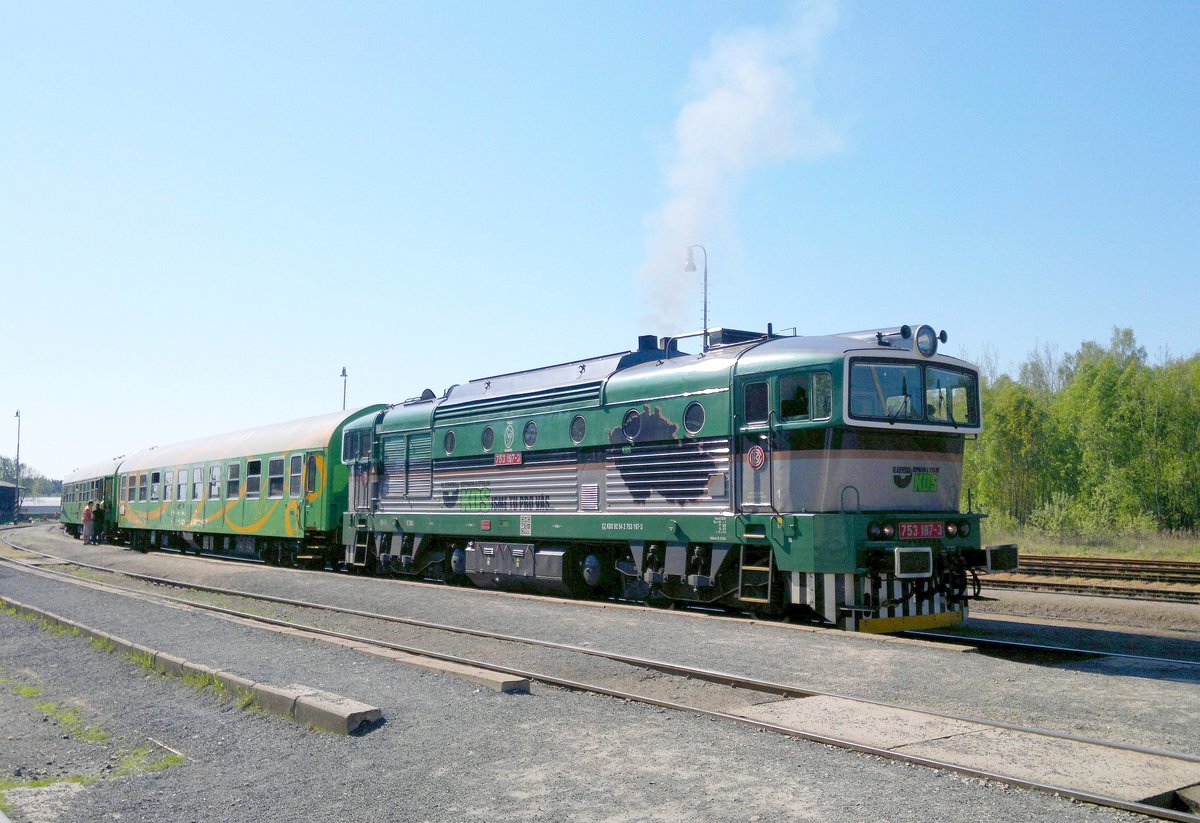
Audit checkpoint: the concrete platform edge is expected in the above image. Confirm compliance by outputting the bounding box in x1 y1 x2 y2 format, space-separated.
0 594 381 735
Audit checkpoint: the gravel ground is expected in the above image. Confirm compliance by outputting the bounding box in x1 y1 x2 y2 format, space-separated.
1 524 1195 822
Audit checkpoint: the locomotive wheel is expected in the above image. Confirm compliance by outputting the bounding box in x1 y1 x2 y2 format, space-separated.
564 548 614 599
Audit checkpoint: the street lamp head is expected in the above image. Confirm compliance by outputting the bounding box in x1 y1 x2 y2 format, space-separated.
683 248 697 272
340 367 347 378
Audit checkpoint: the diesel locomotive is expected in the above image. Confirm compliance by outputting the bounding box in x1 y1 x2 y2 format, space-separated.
62 323 1016 632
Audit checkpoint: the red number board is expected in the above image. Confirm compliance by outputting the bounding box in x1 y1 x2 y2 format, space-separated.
898 522 944 540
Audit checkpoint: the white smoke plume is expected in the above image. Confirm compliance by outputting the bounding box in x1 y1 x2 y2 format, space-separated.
637 2 843 334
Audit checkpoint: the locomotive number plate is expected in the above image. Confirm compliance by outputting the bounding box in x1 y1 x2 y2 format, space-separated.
899 522 944 540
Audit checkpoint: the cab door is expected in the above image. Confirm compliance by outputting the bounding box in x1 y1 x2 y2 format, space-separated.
736 378 773 511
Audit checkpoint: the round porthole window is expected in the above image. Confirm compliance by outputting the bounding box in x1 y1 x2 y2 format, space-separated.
482 426 495 451
444 431 456 454
523 421 538 447
684 402 705 434
622 409 642 440
570 415 586 444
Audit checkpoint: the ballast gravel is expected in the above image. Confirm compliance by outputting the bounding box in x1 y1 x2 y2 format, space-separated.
1 525 1194 822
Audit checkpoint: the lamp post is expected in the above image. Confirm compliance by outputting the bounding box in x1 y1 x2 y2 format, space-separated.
13 410 20 523
340 367 348 411
683 244 708 350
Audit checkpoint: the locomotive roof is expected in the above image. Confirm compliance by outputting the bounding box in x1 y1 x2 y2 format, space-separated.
379 325 977 430
116 407 385 473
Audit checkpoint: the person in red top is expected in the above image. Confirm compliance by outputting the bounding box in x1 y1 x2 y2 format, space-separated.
82 501 94 544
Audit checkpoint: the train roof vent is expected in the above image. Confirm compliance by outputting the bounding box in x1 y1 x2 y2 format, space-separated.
706 327 777 348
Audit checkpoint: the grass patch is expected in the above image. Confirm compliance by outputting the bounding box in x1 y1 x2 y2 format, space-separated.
111 745 185 779
126 649 155 671
181 669 226 695
13 684 41 700
982 524 1200 561
33 701 110 743
90 635 117 654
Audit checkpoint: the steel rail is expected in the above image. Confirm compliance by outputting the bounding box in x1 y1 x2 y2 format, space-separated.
906 629 1200 669
984 576 1200 604
2 545 1198 822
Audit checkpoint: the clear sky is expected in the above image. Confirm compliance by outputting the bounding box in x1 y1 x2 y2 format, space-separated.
3 1 1197 480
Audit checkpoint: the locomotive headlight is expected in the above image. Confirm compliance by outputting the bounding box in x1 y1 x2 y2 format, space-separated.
868 522 882 540
915 325 939 357
945 521 959 537
959 521 971 537
881 523 896 539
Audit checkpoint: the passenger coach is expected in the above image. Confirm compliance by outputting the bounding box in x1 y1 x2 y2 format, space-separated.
72 408 384 564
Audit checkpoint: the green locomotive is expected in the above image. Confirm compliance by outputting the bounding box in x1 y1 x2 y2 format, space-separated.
339 324 1017 632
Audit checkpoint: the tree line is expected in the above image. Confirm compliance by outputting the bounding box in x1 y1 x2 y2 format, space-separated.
0 457 61 498
962 327 1200 540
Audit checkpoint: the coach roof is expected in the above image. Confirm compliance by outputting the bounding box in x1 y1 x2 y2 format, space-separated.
117 407 385 473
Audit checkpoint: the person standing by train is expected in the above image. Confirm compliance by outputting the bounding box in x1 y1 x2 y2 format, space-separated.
82 501 94 544
93 499 105 544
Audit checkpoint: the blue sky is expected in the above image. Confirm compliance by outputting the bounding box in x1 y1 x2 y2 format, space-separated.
3 1 1197 479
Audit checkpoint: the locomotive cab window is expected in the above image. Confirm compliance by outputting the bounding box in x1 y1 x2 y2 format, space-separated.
744 382 769 425
849 359 979 428
780 375 810 419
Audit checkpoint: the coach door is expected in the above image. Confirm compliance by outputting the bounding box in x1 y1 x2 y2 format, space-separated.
737 379 773 511
301 452 321 530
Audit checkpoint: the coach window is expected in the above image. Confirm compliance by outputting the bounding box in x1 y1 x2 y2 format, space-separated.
139 473 148 501
268 458 285 498
119 477 127 503
306 454 319 495
177 469 188 501
744 382 769 425
208 466 221 499
163 471 172 502
150 471 161 501
226 463 241 498
192 468 203 500
246 460 262 500
289 455 302 497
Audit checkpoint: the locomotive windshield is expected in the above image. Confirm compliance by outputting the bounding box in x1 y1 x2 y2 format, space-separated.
848 359 979 428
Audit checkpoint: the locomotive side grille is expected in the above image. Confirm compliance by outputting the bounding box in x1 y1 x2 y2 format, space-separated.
433 448 579 511
407 434 433 497
606 438 730 511
435 383 602 424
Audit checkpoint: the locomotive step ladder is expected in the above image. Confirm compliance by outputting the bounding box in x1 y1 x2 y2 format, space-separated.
349 526 370 567
738 544 774 604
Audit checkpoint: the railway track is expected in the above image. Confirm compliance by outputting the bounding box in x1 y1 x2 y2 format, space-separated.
1018 555 1200 585
984 554 1200 604
3 533 1200 820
